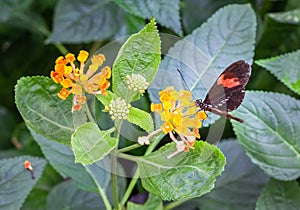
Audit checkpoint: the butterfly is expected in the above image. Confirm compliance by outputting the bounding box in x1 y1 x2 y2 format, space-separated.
178 60 250 123
194 60 250 123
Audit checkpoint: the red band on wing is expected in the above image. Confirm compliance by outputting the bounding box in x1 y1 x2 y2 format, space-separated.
217 74 240 88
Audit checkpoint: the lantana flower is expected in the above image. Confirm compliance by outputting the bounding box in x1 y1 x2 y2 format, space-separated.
50 50 111 112
126 74 149 95
138 86 207 158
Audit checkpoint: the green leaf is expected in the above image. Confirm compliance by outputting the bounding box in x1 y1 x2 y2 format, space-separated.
232 91 300 180
112 18 161 101
256 179 300 210
128 107 154 133
194 140 269 210
0 106 17 149
268 9 300 25
256 50 300 95
181 0 249 34
113 0 182 35
148 4 256 126
127 193 163 210
31 129 111 193
0 156 46 210
22 164 62 210
47 0 127 43
0 0 48 34
15 76 74 146
47 180 106 210
0 0 32 22
71 122 117 165
96 90 115 107
137 141 226 201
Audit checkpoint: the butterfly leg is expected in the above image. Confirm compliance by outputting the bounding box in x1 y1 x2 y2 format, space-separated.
207 107 244 123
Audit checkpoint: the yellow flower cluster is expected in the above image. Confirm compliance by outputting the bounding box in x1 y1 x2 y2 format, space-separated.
151 86 207 157
50 50 111 112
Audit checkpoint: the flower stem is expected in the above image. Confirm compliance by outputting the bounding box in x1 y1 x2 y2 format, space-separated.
111 120 122 210
111 151 120 210
118 133 165 206
118 143 141 153
120 168 140 206
84 101 95 122
85 166 112 210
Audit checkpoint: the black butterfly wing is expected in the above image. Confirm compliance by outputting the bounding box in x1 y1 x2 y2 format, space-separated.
203 60 250 112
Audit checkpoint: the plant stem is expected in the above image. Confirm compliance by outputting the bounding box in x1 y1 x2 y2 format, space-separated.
118 133 165 206
111 120 123 210
118 143 141 153
85 166 112 210
111 151 120 210
120 168 140 206
84 101 95 123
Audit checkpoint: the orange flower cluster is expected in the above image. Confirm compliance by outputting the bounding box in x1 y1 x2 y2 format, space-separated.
50 50 111 112
151 86 207 157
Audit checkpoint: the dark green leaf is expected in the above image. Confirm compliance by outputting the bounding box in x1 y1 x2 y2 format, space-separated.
22 164 62 210
232 91 300 180
256 13 300 58
112 18 161 101
193 140 269 210
0 0 32 22
128 107 154 133
113 0 182 35
47 0 125 43
256 50 300 95
71 122 117 165
181 0 249 34
0 0 47 34
148 4 256 126
47 180 105 210
268 9 300 25
256 179 300 210
138 141 226 201
0 106 17 149
0 156 46 210
15 76 74 146
127 193 163 210
31 129 111 193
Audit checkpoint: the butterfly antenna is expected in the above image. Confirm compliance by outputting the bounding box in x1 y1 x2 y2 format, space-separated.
177 68 196 99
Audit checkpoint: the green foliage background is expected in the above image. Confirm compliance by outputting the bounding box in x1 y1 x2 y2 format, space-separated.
1 0 300 209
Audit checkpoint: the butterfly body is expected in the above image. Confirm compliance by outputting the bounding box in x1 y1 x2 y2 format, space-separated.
195 60 250 123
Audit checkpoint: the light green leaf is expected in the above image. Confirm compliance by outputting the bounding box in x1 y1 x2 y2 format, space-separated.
128 107 154 133
0 156 46 210
47 0 125 43
127 193 163 210
31 129 111 193
148 4 256 126
256 50 300 95
47 180 106 210
232 91 300 180
112 18 161 101
138 141 226 201
96 90 115 107
268 9 300 25
113 0 182 35
256 179 300 210
15 76 74 146
194 140 269 210
71 122 117 165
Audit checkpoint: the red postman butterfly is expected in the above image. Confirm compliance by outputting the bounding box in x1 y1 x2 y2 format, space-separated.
185 60 250 123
